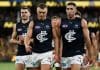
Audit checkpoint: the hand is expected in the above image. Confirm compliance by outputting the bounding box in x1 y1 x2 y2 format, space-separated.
87 55 95 66
18 35 24 45
25 45 32 53
83 55 89 65
18 35 24 41
17 40 24 45
54 54 60 63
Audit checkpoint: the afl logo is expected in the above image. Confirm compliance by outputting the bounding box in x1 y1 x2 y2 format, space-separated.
65 30 76 42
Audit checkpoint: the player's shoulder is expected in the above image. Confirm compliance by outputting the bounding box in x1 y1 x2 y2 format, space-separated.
81 18 88 28
76 17 82 20
13 24 16 28
61 17 66 21
16 23 20 28
16 21 22 27
81 18 87 24
46 17 51 22
28 20 34 27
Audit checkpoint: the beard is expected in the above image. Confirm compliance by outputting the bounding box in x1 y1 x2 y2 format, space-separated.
21 15 28 20
22 17 28 20
67 13 75 19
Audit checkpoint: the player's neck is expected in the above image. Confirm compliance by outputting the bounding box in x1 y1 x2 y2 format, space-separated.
67 15 75 20
37 16 46 20
22 19 30 24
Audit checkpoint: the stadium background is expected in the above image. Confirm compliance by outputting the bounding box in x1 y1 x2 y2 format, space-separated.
0 0 100 70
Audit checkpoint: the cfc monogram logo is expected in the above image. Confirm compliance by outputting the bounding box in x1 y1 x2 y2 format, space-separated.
36 31 48 42
65 30 76 42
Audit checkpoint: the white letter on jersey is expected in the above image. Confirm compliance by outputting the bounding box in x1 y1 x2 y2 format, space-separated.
65 30 76 42
22 33 27 37
36 31 48 42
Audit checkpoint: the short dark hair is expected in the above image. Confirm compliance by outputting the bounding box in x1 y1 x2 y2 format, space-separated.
37 3 47 9
52 15 60 19
20 6 31 13
67 2 76 7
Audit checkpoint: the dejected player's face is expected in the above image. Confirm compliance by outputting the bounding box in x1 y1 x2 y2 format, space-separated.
52 17 61 25
21 9 30 20
66 5 77 18
37 7 48 19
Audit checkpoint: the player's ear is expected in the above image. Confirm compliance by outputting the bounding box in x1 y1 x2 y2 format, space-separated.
75 8 77 14
28 10 31 16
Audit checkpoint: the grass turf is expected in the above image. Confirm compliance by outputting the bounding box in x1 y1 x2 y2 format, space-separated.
0 62 15 70
0 62 100 70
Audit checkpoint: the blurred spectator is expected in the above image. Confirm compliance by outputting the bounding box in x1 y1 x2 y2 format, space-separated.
9 0 24 7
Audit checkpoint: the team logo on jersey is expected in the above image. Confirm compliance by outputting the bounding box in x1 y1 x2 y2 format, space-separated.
22 33 27 37
62 24 68 28
36 31 48 42
75 24 79 28
17 28 22 32
65 30 76 42
35 26 41 29
46 25 50 29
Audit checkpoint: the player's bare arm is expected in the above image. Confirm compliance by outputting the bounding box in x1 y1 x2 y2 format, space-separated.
91 33 98 53
56 17 62 60
52 19 60 62
96 31 100 50
91 32 99 64
81 19 94 61
56 18 62 60
24 21 34 52
10 24 22 45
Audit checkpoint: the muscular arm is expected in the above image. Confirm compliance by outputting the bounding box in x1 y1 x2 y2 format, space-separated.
57 20 62 58
24 21 34 52
81 19 94 59
52 20 60 57
10 24 20 44
91 32 98 49
52 17 61 62
91 32 98 61
96 31 100 51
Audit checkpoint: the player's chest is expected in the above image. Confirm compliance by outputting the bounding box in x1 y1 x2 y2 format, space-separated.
61 20 81 31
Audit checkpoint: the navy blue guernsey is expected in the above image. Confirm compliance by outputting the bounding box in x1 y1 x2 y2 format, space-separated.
32 18 54 53
60 17 85 57
16 21 31 56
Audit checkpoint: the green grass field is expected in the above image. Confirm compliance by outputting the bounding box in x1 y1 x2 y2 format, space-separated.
0 62 100 70
0 62 15 70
